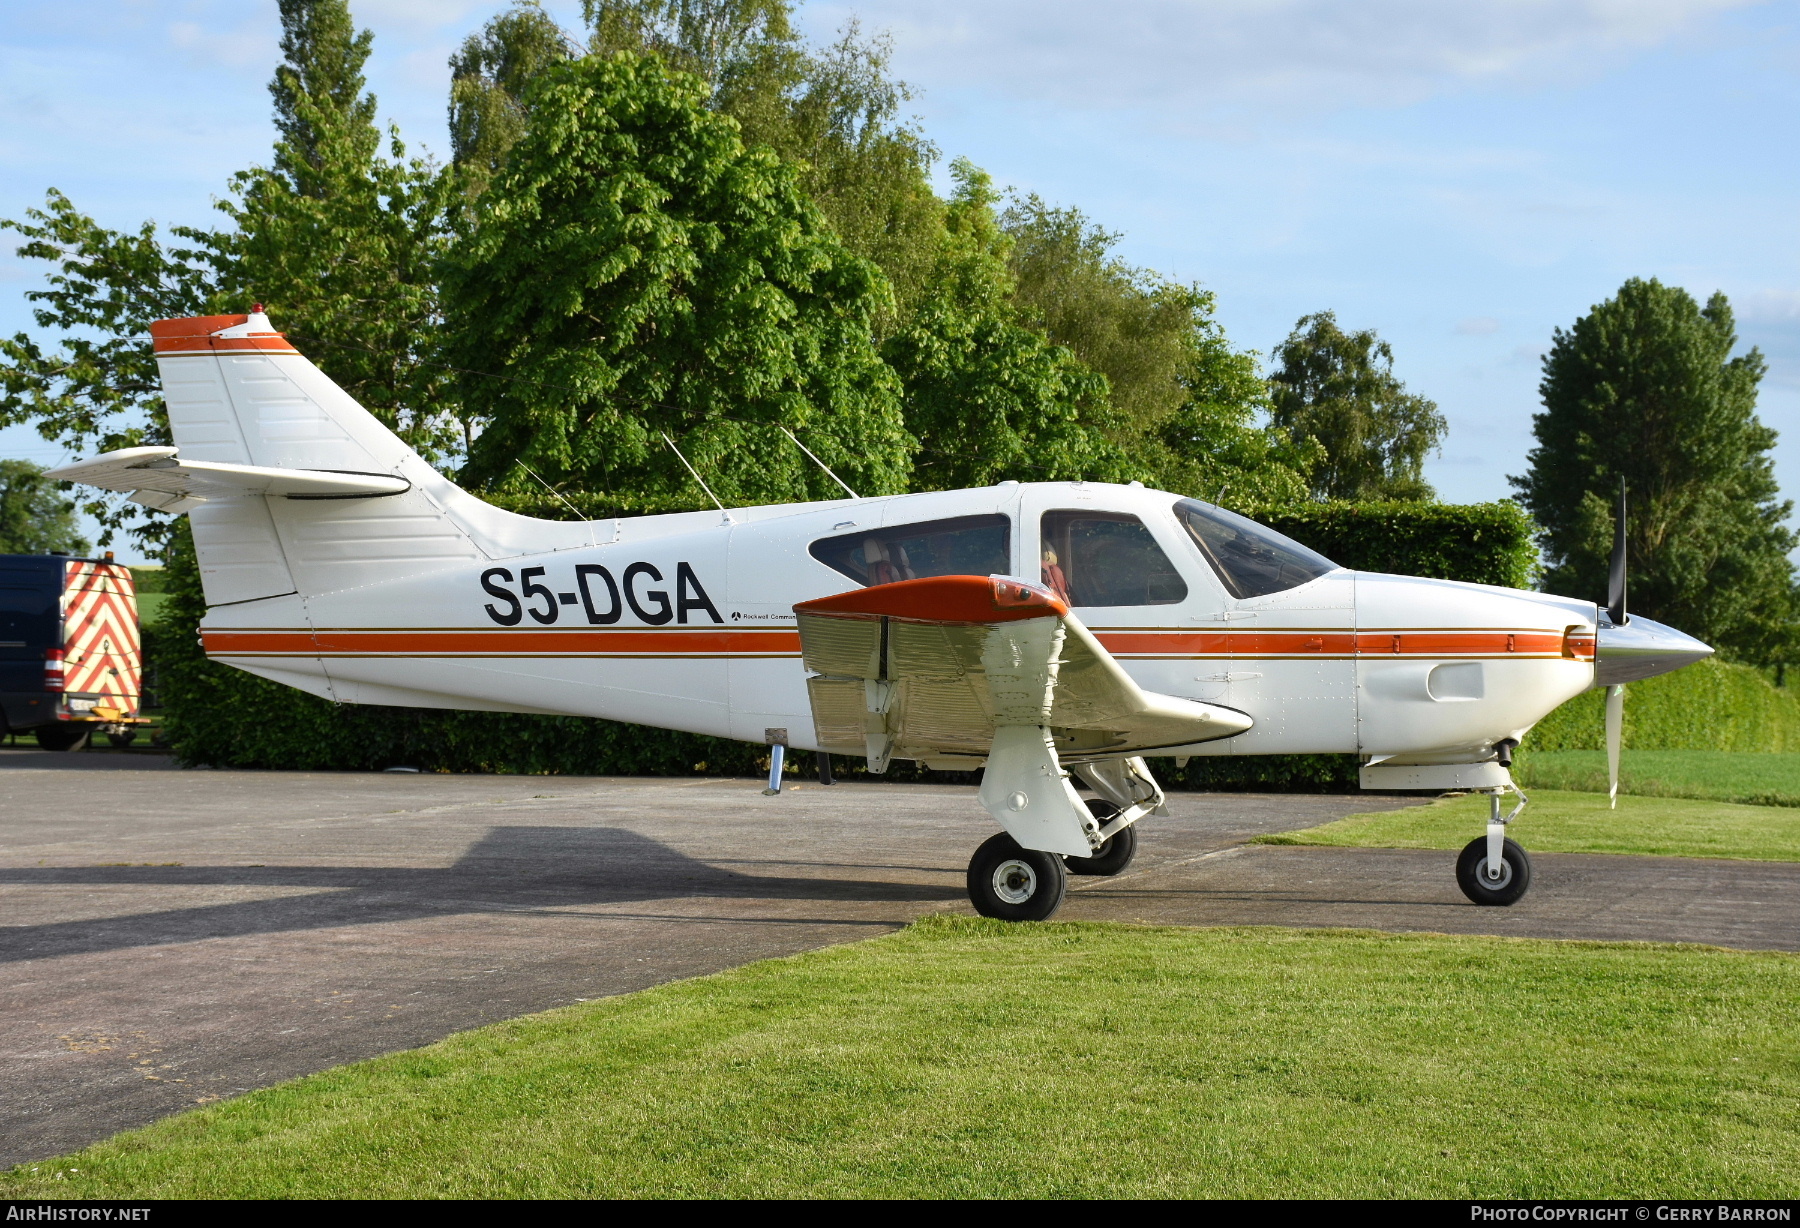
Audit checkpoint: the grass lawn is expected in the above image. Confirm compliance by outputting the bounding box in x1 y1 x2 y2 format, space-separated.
1516 750 1800 807
6 919 1798 1199
1256 789 1800 861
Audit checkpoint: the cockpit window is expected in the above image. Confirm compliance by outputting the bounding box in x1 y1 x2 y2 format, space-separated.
1175 499 1338 599
1039 510 1187 607
810 514 1010 587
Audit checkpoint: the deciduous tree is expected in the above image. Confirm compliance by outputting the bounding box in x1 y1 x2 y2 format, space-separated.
1270 311 1445 501
881 161 1126 490
449 2 579 201
444 52 913 507
0 460 89 556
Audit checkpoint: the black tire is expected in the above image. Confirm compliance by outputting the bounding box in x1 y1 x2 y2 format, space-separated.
967 832 1067 921
34 724 90 753
1065 798 1139 876
1456 835 1532 906
107 730 138 749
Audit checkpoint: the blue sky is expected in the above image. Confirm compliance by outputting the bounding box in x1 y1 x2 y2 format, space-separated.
4 0 1797 564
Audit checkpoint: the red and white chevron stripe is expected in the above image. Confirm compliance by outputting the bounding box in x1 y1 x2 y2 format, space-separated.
61 561 141 716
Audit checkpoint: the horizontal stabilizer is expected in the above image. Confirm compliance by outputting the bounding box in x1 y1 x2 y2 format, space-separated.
49 446 410 506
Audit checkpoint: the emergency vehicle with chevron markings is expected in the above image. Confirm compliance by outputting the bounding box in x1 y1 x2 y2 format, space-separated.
50 310 1716 919
0 552 148 751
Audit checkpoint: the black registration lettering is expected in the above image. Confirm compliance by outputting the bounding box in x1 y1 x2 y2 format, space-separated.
623 562 673 625
576 564 622 625
520 566 558 624
481 568 521 626
675 561 722 625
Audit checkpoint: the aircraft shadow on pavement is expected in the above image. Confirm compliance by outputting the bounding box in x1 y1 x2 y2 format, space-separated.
0 825 965 964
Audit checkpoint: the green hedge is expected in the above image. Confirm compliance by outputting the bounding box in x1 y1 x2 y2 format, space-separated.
1524 657 1800 753
1259 500 1538 590
156 498 1542 782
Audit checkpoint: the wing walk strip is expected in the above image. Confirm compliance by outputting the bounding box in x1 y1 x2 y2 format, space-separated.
200 627 1581 660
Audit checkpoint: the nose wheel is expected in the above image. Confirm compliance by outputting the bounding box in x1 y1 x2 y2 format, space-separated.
966 833 1068 921
1456 835 1532 905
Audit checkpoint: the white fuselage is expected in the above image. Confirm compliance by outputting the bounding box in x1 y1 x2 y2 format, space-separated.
200 481 1598 765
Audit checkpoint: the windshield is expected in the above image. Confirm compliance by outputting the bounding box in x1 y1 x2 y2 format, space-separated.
1174 499 1338 599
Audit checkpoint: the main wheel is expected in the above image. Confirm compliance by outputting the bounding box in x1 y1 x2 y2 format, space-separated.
1065 798 1138 876
34 723 90 753
1456 835 1532 906
967 832 1067 921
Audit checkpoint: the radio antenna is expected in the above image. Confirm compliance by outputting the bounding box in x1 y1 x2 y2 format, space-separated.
779 426 859 499
519 461 597 547
661 432 732 524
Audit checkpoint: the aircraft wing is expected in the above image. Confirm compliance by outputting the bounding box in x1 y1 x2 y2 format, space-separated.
795 574 1252 770
49 446 409 513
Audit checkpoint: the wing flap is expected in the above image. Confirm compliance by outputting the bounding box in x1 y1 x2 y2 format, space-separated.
795 574 1252 763
49 446 410 502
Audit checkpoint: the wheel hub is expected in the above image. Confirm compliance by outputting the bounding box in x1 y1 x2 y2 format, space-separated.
991 858 1038 904
1475 856 1513 890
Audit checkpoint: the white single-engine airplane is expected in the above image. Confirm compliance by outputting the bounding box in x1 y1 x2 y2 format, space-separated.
53 311 1714 920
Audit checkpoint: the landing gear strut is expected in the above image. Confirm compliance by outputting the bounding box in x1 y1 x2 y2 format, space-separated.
1064 799 1138 876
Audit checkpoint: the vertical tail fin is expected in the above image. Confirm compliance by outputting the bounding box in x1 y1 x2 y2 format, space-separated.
150 311 586 606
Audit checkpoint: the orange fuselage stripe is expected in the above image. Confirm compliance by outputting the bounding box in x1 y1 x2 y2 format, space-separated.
201 627 1586 661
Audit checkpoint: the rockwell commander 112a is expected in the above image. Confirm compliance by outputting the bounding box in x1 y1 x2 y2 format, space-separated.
51 311 1713 920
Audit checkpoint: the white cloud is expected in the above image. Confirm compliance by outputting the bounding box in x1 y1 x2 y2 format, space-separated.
1457 316 1503 335
813 0 1766 118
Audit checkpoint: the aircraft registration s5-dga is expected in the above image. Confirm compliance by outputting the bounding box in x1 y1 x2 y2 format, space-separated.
54 312 1714 920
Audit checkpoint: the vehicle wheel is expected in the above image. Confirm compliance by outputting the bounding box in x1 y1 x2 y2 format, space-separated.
34 724 90 753
967 832 1067 922
1065 798 1138 876
1456 835 1532 906
107 730 137 749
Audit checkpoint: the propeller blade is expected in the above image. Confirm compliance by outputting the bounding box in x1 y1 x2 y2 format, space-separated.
1605 683 1625 809
1607 479 1628 625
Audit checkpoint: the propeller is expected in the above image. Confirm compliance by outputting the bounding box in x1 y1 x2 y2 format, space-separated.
1605 479 1628 808
1607 478 1628 626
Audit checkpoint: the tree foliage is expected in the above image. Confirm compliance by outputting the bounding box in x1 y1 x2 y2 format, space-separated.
0 194 209 548
445 52 913 506
880 161 1126 490
270 0 378 184
1513 277 1796 662
0 0 456 551
589 3 942 327
1148 324 1319 511
1000 197 1196 434
449 2 579 201
215 0 458 462
0 459 89 556
1270 311 1445 501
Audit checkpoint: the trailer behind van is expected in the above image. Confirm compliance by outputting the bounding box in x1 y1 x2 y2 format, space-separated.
0 554 147 751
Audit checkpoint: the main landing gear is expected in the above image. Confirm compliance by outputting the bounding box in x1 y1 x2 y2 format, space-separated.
965 801 1141 921
1455 787 1533 906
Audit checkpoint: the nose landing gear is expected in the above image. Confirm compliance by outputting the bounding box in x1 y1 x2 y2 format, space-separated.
1456 786 1533 905
1456 834 1532 905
